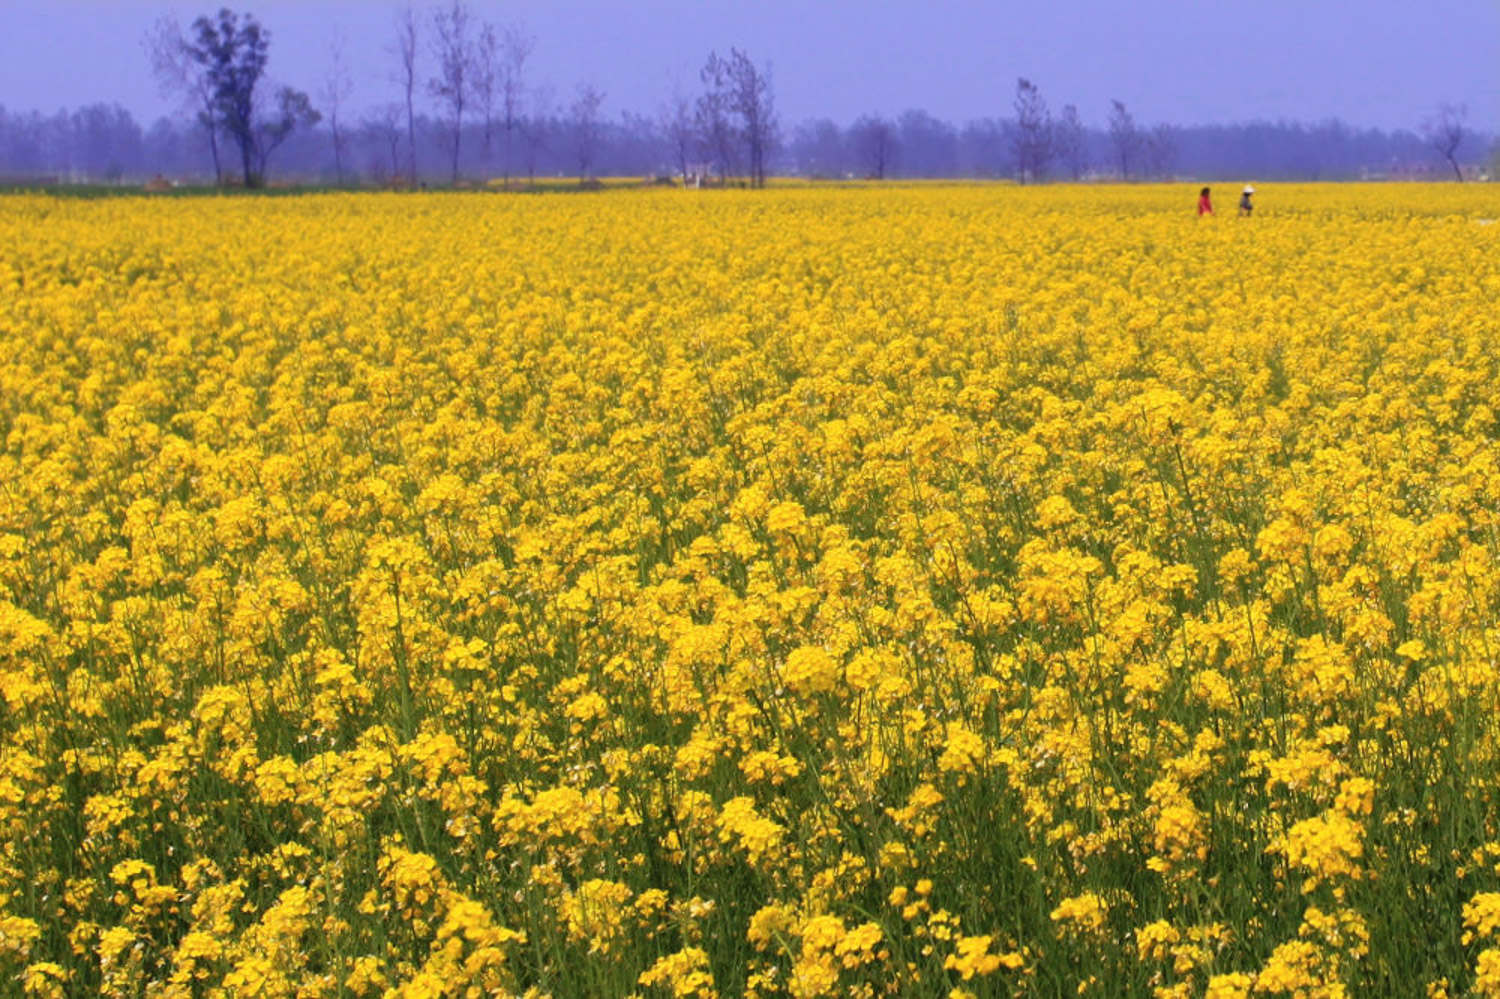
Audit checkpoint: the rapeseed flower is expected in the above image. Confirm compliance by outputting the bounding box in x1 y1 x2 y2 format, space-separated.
3 183 1499 996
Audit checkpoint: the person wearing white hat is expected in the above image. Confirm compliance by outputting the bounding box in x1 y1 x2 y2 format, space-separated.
1239 185 1255 216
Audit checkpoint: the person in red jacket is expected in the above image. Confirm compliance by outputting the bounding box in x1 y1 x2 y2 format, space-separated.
1197 186 1213 216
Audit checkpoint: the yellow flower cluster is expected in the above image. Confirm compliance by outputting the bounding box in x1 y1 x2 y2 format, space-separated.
2 182 1500 996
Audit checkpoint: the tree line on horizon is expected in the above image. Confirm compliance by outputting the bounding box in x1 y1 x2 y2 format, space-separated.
0 3 1492 188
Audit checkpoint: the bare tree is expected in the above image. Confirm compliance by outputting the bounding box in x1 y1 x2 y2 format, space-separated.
186 9 313 188
521 84 554 184
144 14 222 181
699 48 775 187
850 114 896 179
571 84 606 183
391 4 419 183
1145 123 1175 179
321 32 354 184
428 1 475 183
1011 77 1052 183
191 9 268 187
152 10 320 189
1421 103 1467 181
695 55 737 181
251 86 322 180
499 24 534 186
367 104 406 181
727 49 775 187
659 81 697 184
1108 99 1139 180
474 21 499 168
1054 104 1085 180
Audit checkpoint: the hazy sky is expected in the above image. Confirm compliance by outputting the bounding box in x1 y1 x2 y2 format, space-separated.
2 1 1497 131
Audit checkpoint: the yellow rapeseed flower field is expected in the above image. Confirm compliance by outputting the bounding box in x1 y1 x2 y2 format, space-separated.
3 183 1500 998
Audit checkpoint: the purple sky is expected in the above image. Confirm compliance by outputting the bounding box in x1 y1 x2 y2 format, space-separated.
2 1 1497 131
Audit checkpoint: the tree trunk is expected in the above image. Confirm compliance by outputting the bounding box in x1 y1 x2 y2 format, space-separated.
207 127 221 185
451 120 461 183
406 93 416 184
